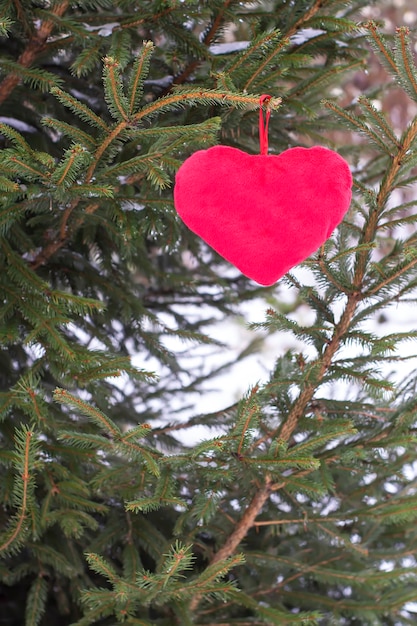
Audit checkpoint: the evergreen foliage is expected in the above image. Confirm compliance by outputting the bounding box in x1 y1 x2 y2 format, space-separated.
1 1 417 624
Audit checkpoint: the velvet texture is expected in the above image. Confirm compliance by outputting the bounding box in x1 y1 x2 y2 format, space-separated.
174 145 353 286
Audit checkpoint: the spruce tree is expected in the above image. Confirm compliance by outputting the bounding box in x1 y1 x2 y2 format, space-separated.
1 1 417 625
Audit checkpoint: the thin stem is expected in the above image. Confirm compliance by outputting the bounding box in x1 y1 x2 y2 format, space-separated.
397 27 417 97
364 21 398 72
364 256 417 297
134 91 281 123
188 475 273 612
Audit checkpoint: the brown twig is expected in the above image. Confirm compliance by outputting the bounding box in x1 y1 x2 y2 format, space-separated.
0 1 69 105
188 475 273 612
170 0 234 88
30 201 99 270
171 0 328 92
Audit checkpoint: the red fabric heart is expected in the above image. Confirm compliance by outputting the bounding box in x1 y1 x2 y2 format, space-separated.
174 145 352 286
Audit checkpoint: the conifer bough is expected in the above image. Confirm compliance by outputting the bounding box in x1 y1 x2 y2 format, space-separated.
1 2 417 625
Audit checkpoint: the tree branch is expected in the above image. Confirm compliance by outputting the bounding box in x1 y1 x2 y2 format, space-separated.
0 430 33 554
270 101 417 446
170 0 328 91
0 1 69 105
170 0 234 88
189 475 273 612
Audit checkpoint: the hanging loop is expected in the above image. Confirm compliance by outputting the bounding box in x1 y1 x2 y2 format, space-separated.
259 94 272 155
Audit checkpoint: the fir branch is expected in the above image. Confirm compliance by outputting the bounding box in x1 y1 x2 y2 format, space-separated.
41 117 97 150
53 388 121 438
25 576 48 626
51 144 92 188
0 175 19 193
70 40 102 78
65 183 114 198
71 598 114 626
103 56 130 122
115 439 160 476
0 16 13 36
14 378 47 425
0 60 61 92
85 552 118 583
122 541 142 582
234 386 261 456
29 201 99 269
25 320 76 361
85 120 126 181
126 495 186 513
223 29 284 80
0 0 69 104
365 255 417 297
28 85 279 270
135 88 282 122
101 152 165 179
314 521 368 556
191 553 244 590
188 475 273 611
250 306 357 454
187 490 223 525
128 41 154 115
264 76 417 446
130 117 222 139
0 202 26 237
290 0 334 35
170 0 235 87
159 541 195 583
0 427 37 555
35 9 96 42
395 27 417 100
303 15 358 33
242 36 290 91
50 87 108 131
57 431 113 451
363 21 397 73
323 99 393 154
317 253 351 294
7 156 50 182
27 542 82 577
1 238 49 292
357 95 400 149
170 0 329 93
118 4 180 30
0 122 35 153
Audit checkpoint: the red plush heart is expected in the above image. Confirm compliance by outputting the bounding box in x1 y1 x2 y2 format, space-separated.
174 145 352 286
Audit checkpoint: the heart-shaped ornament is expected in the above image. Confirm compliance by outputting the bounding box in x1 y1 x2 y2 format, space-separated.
174 99 352 286
174 145 352 285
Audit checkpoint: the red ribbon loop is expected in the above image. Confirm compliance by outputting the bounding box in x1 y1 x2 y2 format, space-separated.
259 94 271 155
